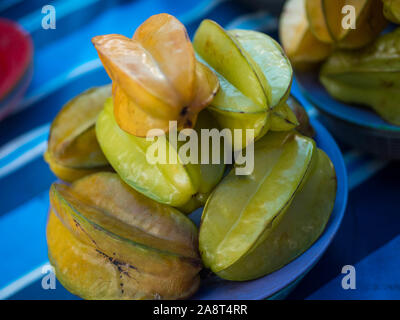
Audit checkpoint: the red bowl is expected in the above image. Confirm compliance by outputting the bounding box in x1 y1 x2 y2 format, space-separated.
0 18 33 120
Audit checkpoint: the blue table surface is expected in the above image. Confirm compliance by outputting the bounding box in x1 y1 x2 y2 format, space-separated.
0 0 399 300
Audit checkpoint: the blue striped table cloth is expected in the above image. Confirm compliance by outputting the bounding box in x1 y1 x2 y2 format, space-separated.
0 0 399 300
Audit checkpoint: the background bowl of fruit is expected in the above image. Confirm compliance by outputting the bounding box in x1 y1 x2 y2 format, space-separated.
44 14 348 300
280 0 400 159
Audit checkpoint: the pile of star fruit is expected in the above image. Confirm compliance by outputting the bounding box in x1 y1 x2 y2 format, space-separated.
280 0 400 125
44 14 336 300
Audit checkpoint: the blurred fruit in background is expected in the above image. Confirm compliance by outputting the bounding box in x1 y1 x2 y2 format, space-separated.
382 0 400 23
0 18 33 121
279 0 400 128
307 0 387 49
279 0 387 69
320 27 400 126
279 0 333 69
